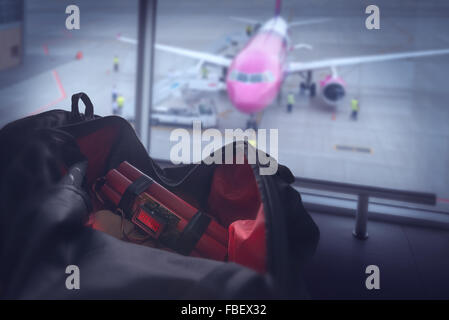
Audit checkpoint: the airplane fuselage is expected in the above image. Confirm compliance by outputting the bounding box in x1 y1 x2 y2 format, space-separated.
226 17 289 114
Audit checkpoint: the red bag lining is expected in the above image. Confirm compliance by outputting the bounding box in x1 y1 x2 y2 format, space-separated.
76 125 120 187
207 164 266 273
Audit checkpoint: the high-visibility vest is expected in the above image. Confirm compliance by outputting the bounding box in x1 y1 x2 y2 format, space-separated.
117 96 124 108
113 57 119 64
287 94 295 105
351 99 359 111
201 66 208 77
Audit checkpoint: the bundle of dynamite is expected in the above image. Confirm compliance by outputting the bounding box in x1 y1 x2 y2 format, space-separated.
97 161 227 260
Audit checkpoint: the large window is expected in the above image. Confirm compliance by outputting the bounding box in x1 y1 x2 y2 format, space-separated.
0 0 138 126
150 0 449 211
1 0 448 212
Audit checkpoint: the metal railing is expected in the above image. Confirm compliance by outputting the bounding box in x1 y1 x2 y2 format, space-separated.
292 177 436 239
153 159 437 240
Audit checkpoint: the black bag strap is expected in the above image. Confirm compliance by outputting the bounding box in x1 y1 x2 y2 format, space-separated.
116 172 211 256
175 211 211 255
71 92 94 122
117 175 154 219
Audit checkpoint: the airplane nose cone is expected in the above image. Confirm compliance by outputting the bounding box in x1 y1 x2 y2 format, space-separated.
227 82 269 114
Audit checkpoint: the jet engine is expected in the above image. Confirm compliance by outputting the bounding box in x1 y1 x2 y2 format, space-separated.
321 77 346 105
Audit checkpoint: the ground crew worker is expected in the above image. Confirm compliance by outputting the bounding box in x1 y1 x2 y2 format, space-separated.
113 55 119 72
112 85 118 103
351 98 359 120
246 24 253 37
287 92 295 113
112 100 118 115
115 94 124 115
201 65 209 79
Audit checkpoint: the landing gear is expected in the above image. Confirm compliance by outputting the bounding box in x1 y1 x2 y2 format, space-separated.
246 114 258 130
299 70 316 98
246 119 258 130
310 83 316 97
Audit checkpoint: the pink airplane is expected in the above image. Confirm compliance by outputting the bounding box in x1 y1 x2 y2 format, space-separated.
119 0 449 129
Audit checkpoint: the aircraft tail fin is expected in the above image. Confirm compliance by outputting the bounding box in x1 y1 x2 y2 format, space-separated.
275 0 282 16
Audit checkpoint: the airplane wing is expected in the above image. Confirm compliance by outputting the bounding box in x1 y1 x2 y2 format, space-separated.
155 44 232 67
288 48 449 73
229 16 260 25
117 34 232 67
116 35 137 45
288 17 331 28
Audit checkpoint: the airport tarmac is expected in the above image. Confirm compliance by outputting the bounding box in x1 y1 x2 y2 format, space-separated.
0 0 448 206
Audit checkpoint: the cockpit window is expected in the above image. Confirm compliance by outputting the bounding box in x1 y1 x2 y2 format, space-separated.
250 74 263 83
237 73 248 82
229 70 238 81
229 70 275 83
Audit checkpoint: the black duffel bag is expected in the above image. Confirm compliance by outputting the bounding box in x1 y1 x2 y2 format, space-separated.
0 92 319 299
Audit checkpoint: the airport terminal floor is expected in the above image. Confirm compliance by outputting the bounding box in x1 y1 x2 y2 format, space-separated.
305 212 449 299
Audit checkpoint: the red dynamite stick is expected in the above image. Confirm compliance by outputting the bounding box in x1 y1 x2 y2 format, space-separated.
117 161 228 246
118 162 228 246
101 183 122 206
117 164 198 217
99 181 205 257
104 169 131 196
165 214 226 260
174 218 226 260
103 168 227 260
